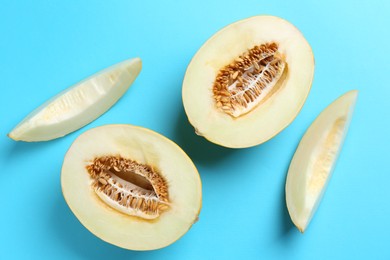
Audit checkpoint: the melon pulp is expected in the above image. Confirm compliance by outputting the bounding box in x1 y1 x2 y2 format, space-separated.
61 125 202 250
8 58 142 142
286 90 358 232
182 15 314 148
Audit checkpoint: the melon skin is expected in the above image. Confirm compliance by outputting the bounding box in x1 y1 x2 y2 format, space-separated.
286 90 358 232
182 15 315 148
61 124 202 250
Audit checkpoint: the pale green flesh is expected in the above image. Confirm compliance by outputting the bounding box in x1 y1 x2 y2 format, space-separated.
286 90 358 232
8 58 142 142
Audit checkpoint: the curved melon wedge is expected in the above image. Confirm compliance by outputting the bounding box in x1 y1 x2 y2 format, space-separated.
286 90 358 232
8 58 142 142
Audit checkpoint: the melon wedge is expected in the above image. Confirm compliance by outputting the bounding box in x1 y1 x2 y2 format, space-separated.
61 124 202 250
8 58 142 142
286 90 358 232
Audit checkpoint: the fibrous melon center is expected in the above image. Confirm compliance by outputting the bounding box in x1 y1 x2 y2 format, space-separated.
86 156 169 220
213 42 286 117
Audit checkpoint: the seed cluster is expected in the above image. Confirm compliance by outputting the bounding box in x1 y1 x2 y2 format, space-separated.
213 42 286 117
86 156 169 219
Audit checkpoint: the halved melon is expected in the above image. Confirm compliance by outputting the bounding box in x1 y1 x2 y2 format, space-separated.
61 125 202 250
8 58 142 142
286 90 358 232
182 15 314 148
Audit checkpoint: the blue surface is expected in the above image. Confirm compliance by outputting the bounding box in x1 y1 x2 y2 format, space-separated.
1 1 389 259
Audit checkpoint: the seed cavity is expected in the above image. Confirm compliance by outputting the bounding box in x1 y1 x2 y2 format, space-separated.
86 156 169 220
213 42 287 117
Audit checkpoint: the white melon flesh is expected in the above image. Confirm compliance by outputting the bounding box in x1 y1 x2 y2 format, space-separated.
8 58 142 142
61 125 202 250
286 90 358 232
182 16 314 148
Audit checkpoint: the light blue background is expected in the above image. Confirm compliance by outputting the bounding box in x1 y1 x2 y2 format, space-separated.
1 1 389 259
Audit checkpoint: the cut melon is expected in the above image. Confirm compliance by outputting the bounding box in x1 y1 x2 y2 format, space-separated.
8 58 142 141
182 16 314 148
61 124 202 250
286 90 358 232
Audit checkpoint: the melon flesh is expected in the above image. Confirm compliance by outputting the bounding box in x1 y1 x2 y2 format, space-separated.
61 125 202 250
285 90 358 232
8 58 142 142
182 16 314 148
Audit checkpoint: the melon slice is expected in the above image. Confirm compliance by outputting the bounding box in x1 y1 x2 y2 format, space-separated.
286 90 358 232
61 124 202 250
182 16 314 148
8 58 142 142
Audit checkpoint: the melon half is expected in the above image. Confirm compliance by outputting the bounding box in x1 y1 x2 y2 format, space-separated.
61 125 202 250
182 15 314 148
